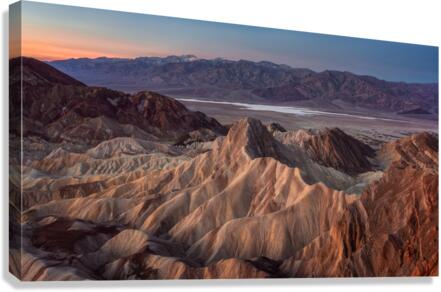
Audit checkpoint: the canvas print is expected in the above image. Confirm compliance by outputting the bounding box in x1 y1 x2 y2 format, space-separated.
9 1 439 281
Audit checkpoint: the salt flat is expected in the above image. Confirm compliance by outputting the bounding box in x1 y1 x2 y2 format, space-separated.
178 97 438 149
177 98 405 122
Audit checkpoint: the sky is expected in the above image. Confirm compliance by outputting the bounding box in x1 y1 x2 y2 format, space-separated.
14 1 439 83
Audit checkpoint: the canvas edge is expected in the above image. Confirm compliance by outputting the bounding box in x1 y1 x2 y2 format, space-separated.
9 0 23 282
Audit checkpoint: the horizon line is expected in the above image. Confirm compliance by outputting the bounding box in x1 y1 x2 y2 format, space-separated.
11 54 440 85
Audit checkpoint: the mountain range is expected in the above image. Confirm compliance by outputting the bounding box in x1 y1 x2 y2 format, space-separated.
49 55 438 115
10 57 226 144
9 57 438 280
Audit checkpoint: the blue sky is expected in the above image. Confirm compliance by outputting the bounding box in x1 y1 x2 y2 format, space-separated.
19 1 438 83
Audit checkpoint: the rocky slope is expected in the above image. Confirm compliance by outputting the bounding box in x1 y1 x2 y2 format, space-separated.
9 57 438 280
49 56 438 114
274 127 376 175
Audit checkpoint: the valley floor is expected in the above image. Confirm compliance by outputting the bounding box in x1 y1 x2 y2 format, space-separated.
178 97 438 149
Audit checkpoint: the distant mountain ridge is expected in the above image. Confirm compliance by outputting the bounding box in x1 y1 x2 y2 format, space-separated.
49 55 438 114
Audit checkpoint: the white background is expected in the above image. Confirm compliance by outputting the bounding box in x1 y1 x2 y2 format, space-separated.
0 0 440 291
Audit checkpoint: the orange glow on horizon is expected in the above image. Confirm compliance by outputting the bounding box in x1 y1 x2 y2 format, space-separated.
21 39 169 61
22 40 127 61
21 23 170 61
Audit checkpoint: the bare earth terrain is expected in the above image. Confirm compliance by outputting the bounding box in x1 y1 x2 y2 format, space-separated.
179 98 438 149
9 57 439 280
